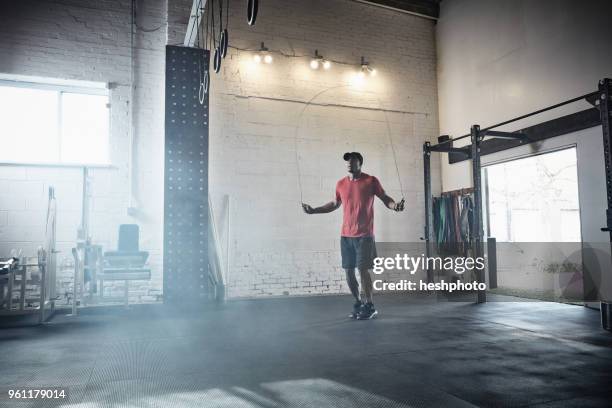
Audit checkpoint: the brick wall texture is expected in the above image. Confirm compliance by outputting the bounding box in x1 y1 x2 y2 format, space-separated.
0 0 441 302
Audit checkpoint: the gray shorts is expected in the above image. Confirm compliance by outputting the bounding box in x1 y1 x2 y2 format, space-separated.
341 236 377 270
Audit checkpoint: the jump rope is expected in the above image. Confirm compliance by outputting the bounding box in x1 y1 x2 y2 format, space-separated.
293 85 408 206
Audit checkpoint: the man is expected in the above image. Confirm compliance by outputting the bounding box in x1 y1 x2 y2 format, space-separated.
302 152 405 320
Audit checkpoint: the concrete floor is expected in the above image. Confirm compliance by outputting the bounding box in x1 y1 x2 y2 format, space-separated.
0 294 611 408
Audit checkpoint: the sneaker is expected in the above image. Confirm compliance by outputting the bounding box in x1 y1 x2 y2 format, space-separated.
356 302 378 320
348 301 363 319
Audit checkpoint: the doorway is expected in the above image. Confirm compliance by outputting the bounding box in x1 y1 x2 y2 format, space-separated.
483 147 584 302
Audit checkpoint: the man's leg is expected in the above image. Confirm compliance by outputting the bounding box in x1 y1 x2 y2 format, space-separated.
356 237 378 319
341 237 362 319
346 268 363 319
357 268 378 319
358 267 373 304
344 268 360 302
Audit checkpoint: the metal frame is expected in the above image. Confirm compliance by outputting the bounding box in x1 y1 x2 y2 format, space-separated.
598 77 612 331
0 250 54 323
353 0 440 20
448 109 601 164
422 142 434 283
208 195 227 303
470 125 486 303
598 79 612 237
422 79 610 306
0 186 57 324
184 0 208 47
69 242 151 311
423 127 525 303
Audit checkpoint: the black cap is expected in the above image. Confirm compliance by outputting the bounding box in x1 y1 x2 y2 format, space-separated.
343 152 363 165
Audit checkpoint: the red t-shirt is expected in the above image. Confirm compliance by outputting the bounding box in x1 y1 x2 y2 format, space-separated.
335 173 386 237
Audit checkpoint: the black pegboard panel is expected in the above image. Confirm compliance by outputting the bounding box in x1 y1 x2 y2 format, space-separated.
163 46 209 307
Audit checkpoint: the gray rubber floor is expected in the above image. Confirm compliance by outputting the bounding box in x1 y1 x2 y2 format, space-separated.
0 294 611 408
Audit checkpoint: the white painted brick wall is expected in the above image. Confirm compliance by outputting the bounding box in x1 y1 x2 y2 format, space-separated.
209 0 441 298
0 0 191 305
0 0 441 303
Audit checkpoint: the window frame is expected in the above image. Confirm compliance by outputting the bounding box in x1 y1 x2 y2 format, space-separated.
0 75 112 168
481 145 582 243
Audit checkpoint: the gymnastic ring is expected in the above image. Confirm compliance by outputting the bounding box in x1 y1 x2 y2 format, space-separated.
213 46 222 73
199 70 210 104
221 29 228 58
247 0 258 26
198 70 210 101
198 81 205 104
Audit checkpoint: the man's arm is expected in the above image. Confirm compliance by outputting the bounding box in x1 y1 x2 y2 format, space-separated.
302 200 341 214
379 195 405 212
372 176 405 212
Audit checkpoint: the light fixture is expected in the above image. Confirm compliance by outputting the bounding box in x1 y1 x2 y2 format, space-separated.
253 42 272 64
360 56 376 76
310 50 330 70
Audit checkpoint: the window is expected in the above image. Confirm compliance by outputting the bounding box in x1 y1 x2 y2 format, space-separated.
0 77 110 165
483 147 581 242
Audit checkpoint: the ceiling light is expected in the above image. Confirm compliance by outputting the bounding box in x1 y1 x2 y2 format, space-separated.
310 50 330 70
360 56 376 76
254 42 272 65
